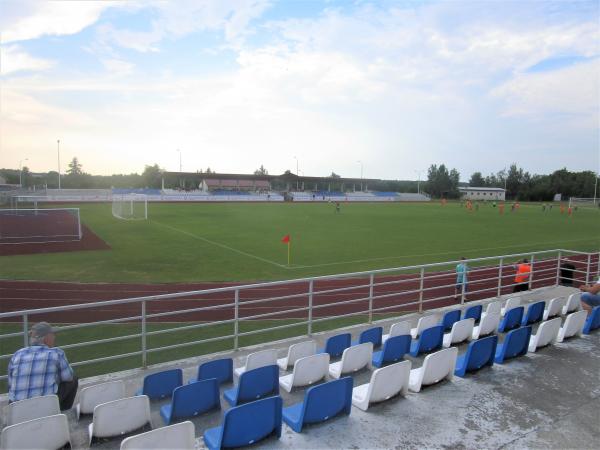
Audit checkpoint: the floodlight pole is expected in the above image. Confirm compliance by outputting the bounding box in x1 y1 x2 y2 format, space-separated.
357 160 363 191
57 139 61 189
294 156 298 190
415 169 424 194
19 158 28 187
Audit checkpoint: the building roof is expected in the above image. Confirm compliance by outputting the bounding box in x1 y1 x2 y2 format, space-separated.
459 187 505 192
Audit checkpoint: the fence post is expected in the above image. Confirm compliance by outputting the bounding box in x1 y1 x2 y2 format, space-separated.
141 300 147 368
586 253 592 284
497 258 503 297
418 267 425 313
308 280 314 336
555 250 562 286
368 274 374 324
528 254 535 290
23 314 29 347
234 289 239 350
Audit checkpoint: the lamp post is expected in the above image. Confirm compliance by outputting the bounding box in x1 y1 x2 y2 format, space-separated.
357 160 363 191
176 149 182 172
293 156 298 190
415 169 424 194
19 158 28 187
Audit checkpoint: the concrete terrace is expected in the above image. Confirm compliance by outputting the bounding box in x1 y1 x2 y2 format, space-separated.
1 285 599 449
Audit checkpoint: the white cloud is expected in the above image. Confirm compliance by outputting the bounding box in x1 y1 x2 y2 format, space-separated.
0 45 54 75
101 58 135 77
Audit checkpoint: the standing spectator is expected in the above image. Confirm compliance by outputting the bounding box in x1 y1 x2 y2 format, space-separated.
580 277 600 314
8 322 78 410
455 257 469 299
513 259 531 292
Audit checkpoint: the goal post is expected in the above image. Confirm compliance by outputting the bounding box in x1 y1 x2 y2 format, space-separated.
0 207 82 243
112 194 148 220
568 197 600 209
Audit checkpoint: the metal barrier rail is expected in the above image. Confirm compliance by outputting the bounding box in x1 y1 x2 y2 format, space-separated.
0 248 598 384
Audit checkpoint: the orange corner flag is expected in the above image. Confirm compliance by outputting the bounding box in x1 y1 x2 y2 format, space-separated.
281 234 290 244
281 234 291 265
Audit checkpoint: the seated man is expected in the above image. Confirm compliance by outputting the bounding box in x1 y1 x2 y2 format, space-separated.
580 277 600 314
8 322 78 410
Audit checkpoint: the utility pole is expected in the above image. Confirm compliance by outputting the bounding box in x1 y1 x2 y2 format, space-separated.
357 160 363 191
57 139 61 189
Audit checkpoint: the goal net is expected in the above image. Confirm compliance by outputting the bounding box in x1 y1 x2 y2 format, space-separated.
112 194 148 220
0 208 82 244
568 197 600 209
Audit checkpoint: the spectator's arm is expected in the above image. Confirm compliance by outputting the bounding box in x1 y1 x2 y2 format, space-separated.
57 350 74 382
7 356 14 390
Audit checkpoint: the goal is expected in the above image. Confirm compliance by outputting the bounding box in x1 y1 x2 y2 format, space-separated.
568 197 600 209
0 207 82 244
112 194 148 220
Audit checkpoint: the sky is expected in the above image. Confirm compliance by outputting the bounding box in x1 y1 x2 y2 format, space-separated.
0 0 598 180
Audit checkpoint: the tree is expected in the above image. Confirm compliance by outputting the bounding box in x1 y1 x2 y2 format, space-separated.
141 164 163 188
67 157 83 175
426 164 460 198
254 165 268 176
330 172 341 178
469 172 485 187
205 167 213 174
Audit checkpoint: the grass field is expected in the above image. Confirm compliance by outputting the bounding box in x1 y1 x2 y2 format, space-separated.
1 201 599 282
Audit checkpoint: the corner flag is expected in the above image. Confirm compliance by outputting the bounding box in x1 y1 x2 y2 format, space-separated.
281 234 291 265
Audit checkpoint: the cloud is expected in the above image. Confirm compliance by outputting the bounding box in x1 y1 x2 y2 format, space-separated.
101 58 135 77
0 45 54 75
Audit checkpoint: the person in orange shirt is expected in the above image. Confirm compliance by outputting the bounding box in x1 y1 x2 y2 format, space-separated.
513 258 531 292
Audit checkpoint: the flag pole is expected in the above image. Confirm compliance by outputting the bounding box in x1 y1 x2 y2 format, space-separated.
287 241 291 266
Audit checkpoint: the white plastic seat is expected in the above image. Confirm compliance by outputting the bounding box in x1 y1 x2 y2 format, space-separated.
543 297 566 321
557 310 588 342
472 313 500 340
501 297 521 316
408 347 458 393
328 342 373 379
528 318 561 352
120 421 195 449
562 293 581 315
485 301 501 315
277 340 316 370
279 353 330 392
88 395 152 444
443 318 474 347
382 320 411 344
352 360 411 411
6 394 60 426
77 380 126 419
1 414 70 450
234 349 278 378
410 315 439 338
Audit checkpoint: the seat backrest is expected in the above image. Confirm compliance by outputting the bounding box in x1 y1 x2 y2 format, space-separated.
359 327 383 347
237 365 279 403
292 353 330 386
367 360 411 403
464 304 482 322
92 395 152 438
79 380 126 416
565 293 580 313
504 296 521 312
198 358 233 384
562 310 588 338
546 297 565 317
441 310 461 331
418 325 444 352
287 341 317 367
303 377 353 424
120 421 195 450
382 335 411 362
172 378 219 420
421 348 458 385
449 318 474 343
388 321 411 337
523 301 545 325
245 349 278 371
7 394 60 426
479 313 500 336
324 333 351 357
142 368 183 399
534 318 561 348
465 335 498 371
501 306 524 331
416 315 439 336
501 326 532 359
220 396 282 448
340 343 372 373
486 301 501 315
0 414 70 450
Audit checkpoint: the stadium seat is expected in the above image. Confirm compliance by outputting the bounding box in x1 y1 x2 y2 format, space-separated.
279 353 330 393
282 377 353 433
543 297 566 321
352 326 383 348
382 320 411 344
203 396 282 450
494 326 532 364
224 365 279 406
409 325 444 356
562 293 581 315
557 310 588 342
528 318 561 352
501 296 521 316
6 394 60 426
120 421 195 450
443 318 474 347
485 301 502 315
454 335 498 377
498 306 524 333
0 414 71 450
410 314 439 338
318 333 351 358
160 378 220 425
277 340 317 370
521 301 545 326
234 349 278 379
77 380 126 419
408 347 458 393
583 306 600 334
352 360 411 411
136 368 183 400
89 395 152 444
188 358 233 385
463 304 482 323
372 334 411 368
472 313 500 340
440 310 461 332
329 342 373 378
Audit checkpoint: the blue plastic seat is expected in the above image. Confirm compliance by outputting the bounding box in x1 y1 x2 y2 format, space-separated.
318 333 351 358
352 327 383 348
160 378 220 425
440 310 461 332
372 335 411 368
223 365 279 406
409 325 444 357
494 326 532 363
521 301 545 326
498 306 524 333
454 335 498 377
282 377 353 433
583 306 600 334
463 304 482 323
188 358 233 385
203 396 282 450
136 368 183 400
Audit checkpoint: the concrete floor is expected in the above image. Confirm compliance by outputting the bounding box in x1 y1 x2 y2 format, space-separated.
2 285 599 449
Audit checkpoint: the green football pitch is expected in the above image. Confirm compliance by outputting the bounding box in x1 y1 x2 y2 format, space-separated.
1 201 598 283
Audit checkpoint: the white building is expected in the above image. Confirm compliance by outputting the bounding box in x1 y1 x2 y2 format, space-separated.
459 187 505 201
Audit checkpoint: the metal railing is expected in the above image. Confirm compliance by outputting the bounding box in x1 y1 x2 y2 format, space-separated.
0 248 598 385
